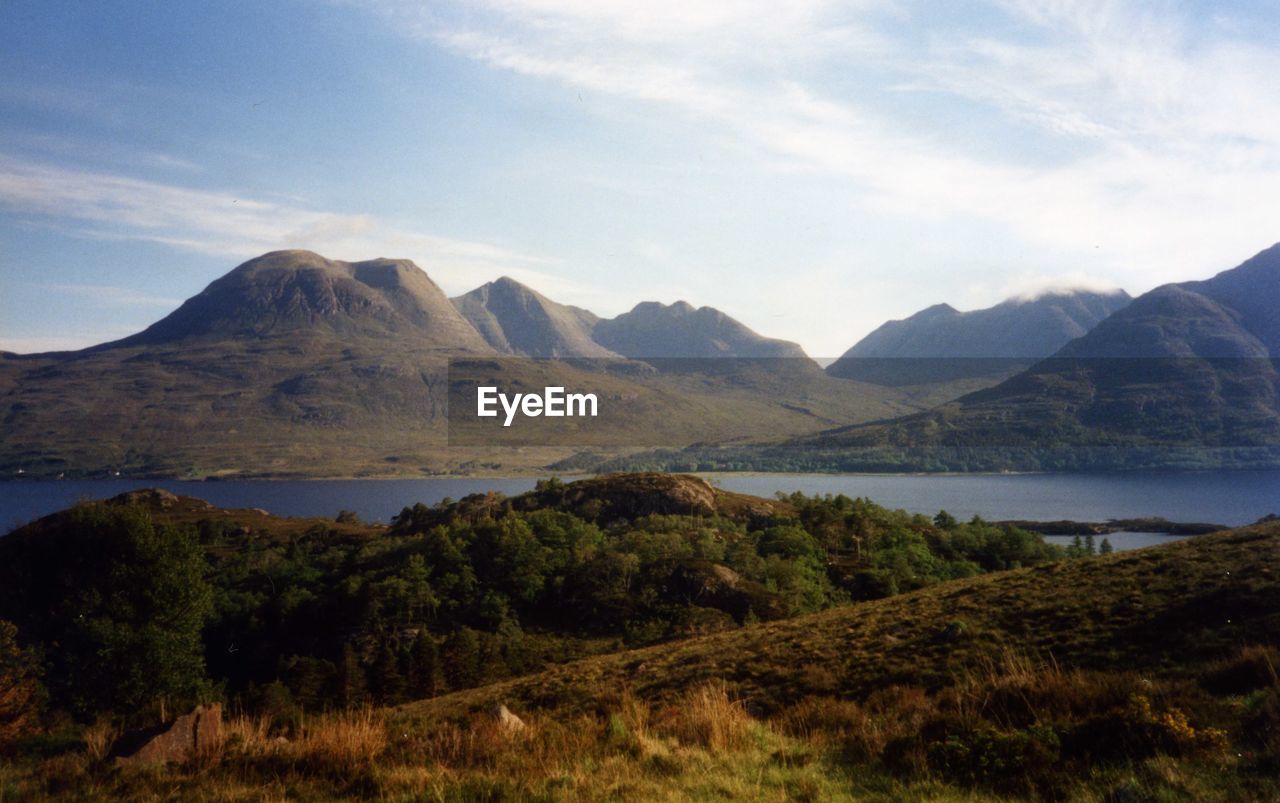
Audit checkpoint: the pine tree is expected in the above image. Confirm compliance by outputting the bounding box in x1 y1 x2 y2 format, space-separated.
370 643 405 704
338 642 366 708
442 627 482 691
1099 538 1114 555
406 630 440 699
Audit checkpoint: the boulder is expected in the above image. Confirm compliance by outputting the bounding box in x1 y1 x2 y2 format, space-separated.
111 703 222 765
487 703 526 733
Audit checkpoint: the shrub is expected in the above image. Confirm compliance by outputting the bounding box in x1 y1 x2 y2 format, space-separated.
654 681 751 752
925 723 1061 793
1200 644 1280 695
0 619 43 748
1066 694 1228 763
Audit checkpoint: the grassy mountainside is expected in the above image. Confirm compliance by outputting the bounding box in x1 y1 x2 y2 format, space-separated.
826 290 1131 398
836 245 1280 451
451 276 621 359
398 521 1280 721
0 253 917 478
593 300 811 360
1 485 1276 801
612 244 1278 473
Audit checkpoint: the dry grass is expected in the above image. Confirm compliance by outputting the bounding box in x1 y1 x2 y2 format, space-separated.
2 670 1277 801
218 706 387 778
653 681 753 752
393 524 1280 727
81 718 119 762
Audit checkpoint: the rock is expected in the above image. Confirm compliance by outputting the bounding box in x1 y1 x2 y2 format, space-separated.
111 703 222 765
487 703 526 733
110 488 180 510
933 622 965 643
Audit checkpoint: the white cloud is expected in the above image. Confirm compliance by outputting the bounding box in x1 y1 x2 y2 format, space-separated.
354 0 1280 308
45 283 183 308
0 156 560 295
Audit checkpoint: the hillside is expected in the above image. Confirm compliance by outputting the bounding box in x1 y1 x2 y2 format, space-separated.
2 480 1277 801
451 276 621 359
751 244 1280 470
826 289 1130 400
398 520 1280 720
0 254 916 478
110 250 492 350
593 300 811 361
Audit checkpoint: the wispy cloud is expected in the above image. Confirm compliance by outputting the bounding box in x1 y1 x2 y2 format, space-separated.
44 284 183 308
0 156 559 294
354 0 1280 296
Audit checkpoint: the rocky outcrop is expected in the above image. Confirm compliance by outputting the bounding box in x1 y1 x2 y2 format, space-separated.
111 703 222 765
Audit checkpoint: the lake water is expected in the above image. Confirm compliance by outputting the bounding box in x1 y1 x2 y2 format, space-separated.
1041 532 1184 551
1 470 1275 534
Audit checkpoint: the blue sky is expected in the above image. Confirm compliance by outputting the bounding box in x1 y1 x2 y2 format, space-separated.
3 0 1279 356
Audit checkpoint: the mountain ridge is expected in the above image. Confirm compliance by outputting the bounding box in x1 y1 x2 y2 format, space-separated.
826 288 1131 389
451 276 621 359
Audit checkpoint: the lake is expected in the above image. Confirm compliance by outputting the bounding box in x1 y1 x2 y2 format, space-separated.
1 470 1275 535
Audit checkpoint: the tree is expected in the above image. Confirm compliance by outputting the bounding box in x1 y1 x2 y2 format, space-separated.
0 503 212 718
1099 538 1114 555
405 630 440 700
338 642 367 708
0 620 43 746
441 627 483 691
370 643 405 703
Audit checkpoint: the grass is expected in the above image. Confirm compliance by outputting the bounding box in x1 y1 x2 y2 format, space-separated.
390 521 1280 723
2 523 1277 800
3 666 1276 801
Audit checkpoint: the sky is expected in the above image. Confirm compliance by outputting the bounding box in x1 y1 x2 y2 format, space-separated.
2 0 1279 357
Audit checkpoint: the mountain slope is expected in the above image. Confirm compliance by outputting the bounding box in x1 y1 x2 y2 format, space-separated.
451 277 620 358
0 253 917 478
400 521 1280 719
593 301 810 361
110 250 492 351
826 289 1130 390
792 244 1280 461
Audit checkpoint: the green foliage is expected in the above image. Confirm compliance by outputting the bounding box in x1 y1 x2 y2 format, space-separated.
0 619 44 746
0 503 212 719
0 487 1068 721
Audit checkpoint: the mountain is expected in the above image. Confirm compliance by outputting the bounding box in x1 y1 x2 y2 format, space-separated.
0 253 915 478
826 289 1131 392
787 243 1280 466
593 301 810 360
451 277 620 358
110 250 492 351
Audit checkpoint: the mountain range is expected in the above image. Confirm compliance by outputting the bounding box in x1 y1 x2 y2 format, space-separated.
781 243 1280 467
825 289 1131 399
4 243 1278 477
0 251 908 478
451 277 809 361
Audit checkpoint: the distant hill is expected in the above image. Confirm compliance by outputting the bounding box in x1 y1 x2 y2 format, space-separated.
791 244 1280 464
402 519 1280 719
451 277 621 359
0 253 913 478
109 250 492 351
593 301 811 361
826 289 1130 391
